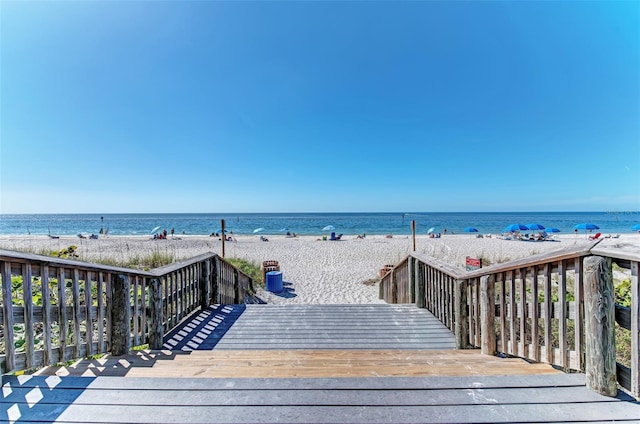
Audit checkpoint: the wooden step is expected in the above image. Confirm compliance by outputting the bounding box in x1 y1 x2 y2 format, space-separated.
37 349 561 379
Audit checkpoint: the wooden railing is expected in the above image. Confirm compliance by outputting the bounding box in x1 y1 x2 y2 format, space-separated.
0 249 254 374
380 240 640 398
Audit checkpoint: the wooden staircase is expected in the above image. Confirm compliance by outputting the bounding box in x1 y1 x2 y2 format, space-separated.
7 304 639 423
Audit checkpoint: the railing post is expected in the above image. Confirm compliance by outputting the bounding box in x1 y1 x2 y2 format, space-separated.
584 256 617 397
148 277 164 350
1 260 15 372
631 260 639 398
454 279 468 349
233 268 240 304
416 262 426 309
200 259 211 310
110 274 131 356
391 268 397 304
211 256 219 304
409 257 416 304
480 275 496 355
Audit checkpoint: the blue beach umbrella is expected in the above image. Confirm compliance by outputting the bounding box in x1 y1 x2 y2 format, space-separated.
427 227 436 234
574 223 599 231
463 227 478 233
632 224 640 231
546 228 561 233
253 227 264 234
151 226 162 235
322 225 335 231
526 224 545 231
503 224 529 232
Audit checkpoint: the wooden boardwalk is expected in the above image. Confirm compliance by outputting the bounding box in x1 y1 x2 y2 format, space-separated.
4 304 639 423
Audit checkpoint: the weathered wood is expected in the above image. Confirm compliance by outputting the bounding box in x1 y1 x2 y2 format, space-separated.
200 258 210 309
530 266 539 362
584 255 617 397
97 272 106 353
574 257 585 371
58 267 68 363
480 275 496 355
409 256 415 304
148 278 163 350
454 279 468 349
132 274 140 347
110 274 131 356
631 260 640 397
2 260 15 372
22 263 35 369
221 218 226 258
508 270 516 355
85 271 94 357
411 219 416 251
543 264 552 364
499 273 507 357
72 268 82 359
558 260 567 369
42 264 53 366
416 262 426 308
519 268 527 358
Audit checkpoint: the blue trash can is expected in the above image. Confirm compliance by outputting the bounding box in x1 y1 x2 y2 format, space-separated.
266 271 283 293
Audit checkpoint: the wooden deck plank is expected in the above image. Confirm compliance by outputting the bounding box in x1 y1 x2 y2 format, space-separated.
11 400 640 423
162 303 457 351
6 375 639 423
34 349 561 378
9 374 590 390
8 303 638 423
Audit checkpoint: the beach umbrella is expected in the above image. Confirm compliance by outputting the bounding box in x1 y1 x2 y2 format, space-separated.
546 228 561 233
280 227 289 232
463 227 478 233
253 227 264 234
632 224 640 231
427 227 436 234
526 224 545 231
151 226 162 235
503 224 529 232
322 225 335 231
574 223 599 231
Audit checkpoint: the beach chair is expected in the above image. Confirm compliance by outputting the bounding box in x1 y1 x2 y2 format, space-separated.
262 260 280 282
588 232 602 241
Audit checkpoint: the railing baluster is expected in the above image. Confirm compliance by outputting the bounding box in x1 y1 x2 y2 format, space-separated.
574 257 585 370
519 267 527 358
508 270 516 355
543 263 552 363
85 271 94 357
42 264 53 366
2 260 16 372
72 269 82 359
23 263 35 369
558 260 568 369
500 272 507 353
531 265 540 362
58 268 68 363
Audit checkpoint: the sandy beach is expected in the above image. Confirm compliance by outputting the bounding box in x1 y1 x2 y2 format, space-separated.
0 233 633 305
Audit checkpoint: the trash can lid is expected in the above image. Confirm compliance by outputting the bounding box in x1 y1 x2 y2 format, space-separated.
266 270 282 276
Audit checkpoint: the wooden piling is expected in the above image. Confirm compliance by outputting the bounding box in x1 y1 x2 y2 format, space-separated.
480 275 496 355
111 274 131 356
148 277 164 350
584 255 617 397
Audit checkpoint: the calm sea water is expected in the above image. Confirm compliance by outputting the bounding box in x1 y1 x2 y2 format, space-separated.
0 212 638 236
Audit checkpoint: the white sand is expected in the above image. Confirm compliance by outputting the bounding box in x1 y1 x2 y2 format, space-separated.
0 233 633 305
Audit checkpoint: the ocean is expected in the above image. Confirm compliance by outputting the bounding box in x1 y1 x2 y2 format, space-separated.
0 212 638 237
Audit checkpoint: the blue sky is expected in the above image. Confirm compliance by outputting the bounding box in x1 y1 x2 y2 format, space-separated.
1 1 638 214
